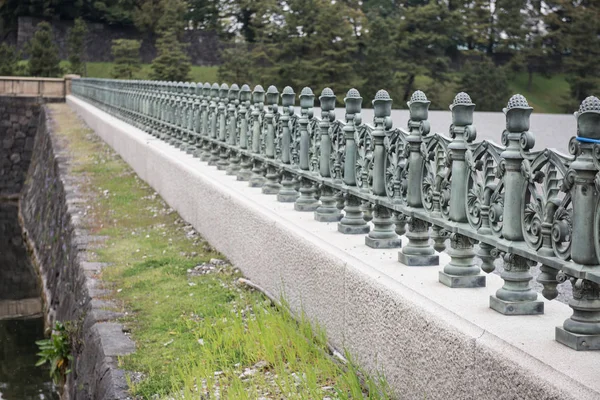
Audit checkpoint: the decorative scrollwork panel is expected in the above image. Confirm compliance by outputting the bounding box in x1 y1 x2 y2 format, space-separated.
384 127 409 202
521 149 574 260
355 123 373 190
465 140 505 235
421 133 451 217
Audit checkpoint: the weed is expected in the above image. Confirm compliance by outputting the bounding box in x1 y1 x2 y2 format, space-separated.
35 321 73 387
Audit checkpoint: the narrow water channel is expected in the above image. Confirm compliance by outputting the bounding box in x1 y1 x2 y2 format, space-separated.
0 202 58 400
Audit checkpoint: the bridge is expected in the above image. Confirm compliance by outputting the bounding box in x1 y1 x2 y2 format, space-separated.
68 79 600 399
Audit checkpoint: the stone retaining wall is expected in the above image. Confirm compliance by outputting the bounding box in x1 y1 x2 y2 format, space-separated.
19 105 133 399
0 97 41 196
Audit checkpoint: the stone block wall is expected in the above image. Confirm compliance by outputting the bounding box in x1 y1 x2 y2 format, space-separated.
0 97 41 197
20 106 83 324
20 105 132 399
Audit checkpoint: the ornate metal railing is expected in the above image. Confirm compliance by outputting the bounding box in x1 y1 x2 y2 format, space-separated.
71 78 600 351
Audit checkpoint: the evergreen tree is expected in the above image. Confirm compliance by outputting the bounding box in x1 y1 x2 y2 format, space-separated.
155 0 187 32
459 57 511 111
361 0 401 16
396 1 460 101
281 0 362 97
225 0 283 43
359 14 398 103
187 0 222 32
0 43 21 76
495 0 529 52
545 0 600 111
111 39 141 79
68 18 88 76
133 0 163 33
458 0 534 55
462 0 493 52
150 30 192 81
507 0 551 91
150 0 191 82
27 22 62 77
236 0 362 99
0 0 136 36
217 43 254 85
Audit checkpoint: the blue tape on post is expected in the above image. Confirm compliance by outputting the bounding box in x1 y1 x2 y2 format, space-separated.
576 137 600 144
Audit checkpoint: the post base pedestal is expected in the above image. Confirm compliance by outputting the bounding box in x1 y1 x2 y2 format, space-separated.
277 193 298 202
555 327 600 351
249 178 265 188
237 171 252 181
225 166 240 176
439 271 485 288
337 223 370 235
200 153 212 162
365 236 402 249
294 203 319 212
262 184 281 195
314 212 342 222
489 296 543 315
398 252 439 266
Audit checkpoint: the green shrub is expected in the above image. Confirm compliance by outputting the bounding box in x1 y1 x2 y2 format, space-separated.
0 43 21 76
111 39 142 79
68 18 88 76
27 22 62 77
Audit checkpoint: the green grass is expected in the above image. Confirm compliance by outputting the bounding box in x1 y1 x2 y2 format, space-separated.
508 73 571 114
414 72 571 114
49 103 393 399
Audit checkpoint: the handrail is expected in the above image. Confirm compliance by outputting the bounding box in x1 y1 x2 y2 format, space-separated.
71 78 600 351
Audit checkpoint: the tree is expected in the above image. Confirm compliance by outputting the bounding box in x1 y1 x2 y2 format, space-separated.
111 39 141 79
0 0 136 37
495 0 529 52
27 22 62 77
150 30 191 81
224 0 282 43
0 44 21 76
396 1 460 101
68 18 88 76
133 0 163 33
187 0 222 32
225 0 363 99
359 14 399 103
150 0 191 81
81 0 135 25
459 57 511 111
544 0 600 111
360 0 401 17
506 0 551 91
279 0 363 97
217 43 254 85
